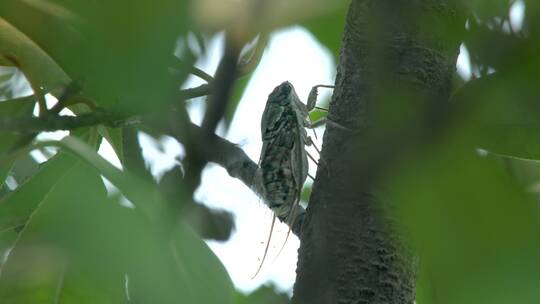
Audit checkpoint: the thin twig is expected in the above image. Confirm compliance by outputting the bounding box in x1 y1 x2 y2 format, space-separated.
0 112 134 133
200 36 240 135
179 84 211 100
180 32 242 218
170 55 214 83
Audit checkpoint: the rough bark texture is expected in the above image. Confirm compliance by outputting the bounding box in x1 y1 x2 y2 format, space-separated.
292 1 465 303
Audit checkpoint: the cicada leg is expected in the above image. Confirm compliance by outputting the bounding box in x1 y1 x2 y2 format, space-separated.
305 135 330 178
307 84 334 111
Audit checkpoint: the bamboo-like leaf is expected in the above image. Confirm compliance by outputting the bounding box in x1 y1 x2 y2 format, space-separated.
0 153 77 232
0 17 69 91
9 136 236 302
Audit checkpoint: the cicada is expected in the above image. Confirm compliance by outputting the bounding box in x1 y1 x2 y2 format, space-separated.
254 81 332 276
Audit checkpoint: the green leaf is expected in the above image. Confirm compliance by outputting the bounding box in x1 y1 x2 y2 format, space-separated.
0 95 36 187
9 154 39 185
451 74 540 161
0 153 77 232
0 162 125 303
475 124 540 161
0 0 191 113
0 227 18 267
465 21 526 74
308 109 327 123
0 70 14 83
29 136 163 220
470 0 511 20
0 158 234 303
15 137 235 303
169 224 235 304
301 2 348 61
0 95 35 118
385 130 540 304
300 184 312 203
0 17 69 91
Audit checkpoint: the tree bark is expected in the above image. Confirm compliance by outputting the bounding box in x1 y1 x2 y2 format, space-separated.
293 1 466 303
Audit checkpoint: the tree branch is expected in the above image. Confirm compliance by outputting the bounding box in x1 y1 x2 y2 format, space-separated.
292 1 466 303
200 35 240 135
0 109 305 235
154 120 306 235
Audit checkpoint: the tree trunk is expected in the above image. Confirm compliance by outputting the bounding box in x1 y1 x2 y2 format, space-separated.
292 1 466 303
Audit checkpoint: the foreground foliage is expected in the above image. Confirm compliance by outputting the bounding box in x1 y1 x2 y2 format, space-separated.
1 0 540 303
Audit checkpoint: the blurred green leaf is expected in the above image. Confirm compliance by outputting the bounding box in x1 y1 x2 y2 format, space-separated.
451 74 540 124
308 109 327 123
300 183 312 203
0 153 77 232
301 2 348 61
127 218 234 304
475 124 540 160
0 95 36 187
30 136 163 220
0 17 69 91
171 224 235 303
386 129 540 304
451 73 540 161
0 0 192 114
0 161 126 303
0 95 35 118
0 182 10 200
0 117 94 233
470 0 511 20
18 136 235 302
9 154 39 185
0 71 14 82
0 226 18 259
503 158 540 189
465 21 528 74
0 157 234 303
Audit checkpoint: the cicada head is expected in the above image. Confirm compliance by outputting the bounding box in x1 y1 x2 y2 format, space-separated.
268 81 297 106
